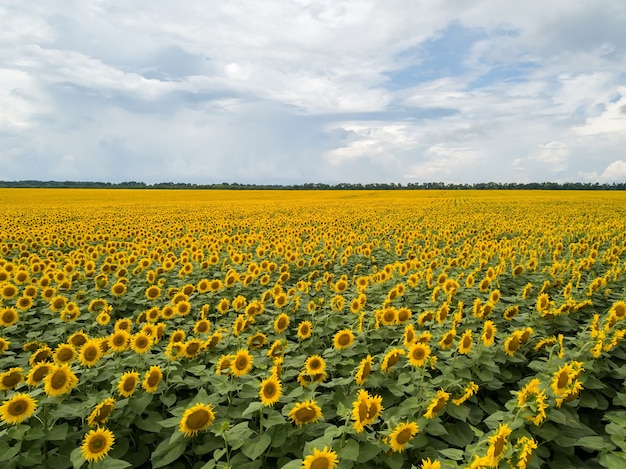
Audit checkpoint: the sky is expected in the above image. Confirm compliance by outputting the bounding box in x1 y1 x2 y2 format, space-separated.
2 1 626 185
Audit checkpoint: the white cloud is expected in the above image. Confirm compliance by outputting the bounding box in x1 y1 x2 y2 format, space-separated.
530 141 569 172
598 160 626 182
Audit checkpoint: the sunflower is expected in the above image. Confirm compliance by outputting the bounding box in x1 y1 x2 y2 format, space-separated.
142 365 163 393
0 283 18 300
458 329 473 355
130 332 153 355
0 307 18 327
452 381 479 406
0 392 37 425
274 313 290 334
551 364 572 397
267 340 284 360
117 371 139 398
114 318 132 332
302 354 325 375
380 308 397 326
79 339 103 368
420 458 441 469
381 348 405 373
424 389 450 419
44 364 78 397
485 423 512 467
503 305 519 321
205 332 222 350
145 285 161 301
179 402 215 437
504 331 522 356
288 399 323 427
247 332 267 350
15 295 33 311
87 397 116 427
108 330 130 353
481 321 496 347
231 349 253 377
536 293 551 312
355 355 374 386
216 354 234 375
352 389 383 432
297 321 313 340
259 375 282 407
68 331 89 348
81 427 115 462
193 319 211 335
0 337 10 354
0 367 24 390
181 339 204 359
407 342 431 368
333 329 355 350
302 447 338 469
175 300 191 317
387 421 419 452
610 301 626 320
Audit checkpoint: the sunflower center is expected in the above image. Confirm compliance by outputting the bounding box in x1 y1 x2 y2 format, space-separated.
412 348 425 360
615 305 626 318
338 334 351 346
310 456 331 469
235 357 248 370
557 371 569 389
383 311 395 322
123 378 136 392
366 402 379 419
186 343 200 355
443 334 453 346
432 397 446 413
136 338 148 349
147 373 160 387
300 325 310 335
33 366 50 381
493 436 505 457
358 401 368 421
112 335 125 347
3 374 21 387
9 400 26 415
485 329 493 340
186 409 210 430
387 353 400 367
84 346 98 361
309 360 321 371
263 383 276 397
88 435 106 452
509 336 520 351
396 428 413 445
2 311 16 323
294 406 316 422
277 318 287 329
51 370 68 389
462 337 471 348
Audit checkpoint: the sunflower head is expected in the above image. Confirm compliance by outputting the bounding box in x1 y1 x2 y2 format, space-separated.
179 403 215 437
288 400 322 427
81 427 115 462
259 375 282 407
231 349 253 377
333 329 355 350
0 392 37 425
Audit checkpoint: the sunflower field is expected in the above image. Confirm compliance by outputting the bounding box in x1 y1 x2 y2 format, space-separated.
1 188 626 469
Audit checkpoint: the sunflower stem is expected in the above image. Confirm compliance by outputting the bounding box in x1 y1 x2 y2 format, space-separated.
259 408 264 437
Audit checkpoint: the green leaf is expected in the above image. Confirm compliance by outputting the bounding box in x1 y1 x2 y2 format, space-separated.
160 393 177 407
337 439 359 461
98 459 133 469
446 403 470 421
151 438 188 468
0 441 21 463
70 447 86 469
574 436 614 451
264 409 286 428
241 433 272 460
356 442 381 463
439 448 464 460
441 421 473 448
242 401 263 416
279 460 303 469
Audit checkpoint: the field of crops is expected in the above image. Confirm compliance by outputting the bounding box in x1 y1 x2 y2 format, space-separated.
1 189 626 469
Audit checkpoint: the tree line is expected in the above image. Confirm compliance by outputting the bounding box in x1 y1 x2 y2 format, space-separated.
0 180 625 190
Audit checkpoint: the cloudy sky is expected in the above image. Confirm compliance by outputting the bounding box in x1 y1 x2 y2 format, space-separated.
2 1 626 185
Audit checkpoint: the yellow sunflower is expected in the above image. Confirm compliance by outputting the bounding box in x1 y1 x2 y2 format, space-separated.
231 349 253 377
355 355 374 386
302 447 338 469
259 375 282 407
421 458 441 469
458 329 473 355
288 399 322 427
304 355 326 375
87 397 116 427
0 367 24 390
117 371 139 398
130 332 153 355
0 307 18 327
247 332 267 350
79 339 103 368
297 320 313 340
381 348 405 373
0 337 9 354
108 330 130 353
273 313 290 334
424 389 449 419
407 342 431 368
216 354 235 375
0 392 37 425
44 364 78 397
481 321 496 347
26 363 52 386
333 329 355 350
387 421 419 452
193 319 211 335
81 427 115 462
68 331 89 348
181 339 204 359
267 340 284 360
485 423 512 467
138 366 161 394
179 402 215 437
